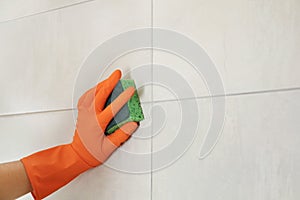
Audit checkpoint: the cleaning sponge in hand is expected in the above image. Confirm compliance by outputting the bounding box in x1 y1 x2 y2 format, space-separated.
104 79 144 135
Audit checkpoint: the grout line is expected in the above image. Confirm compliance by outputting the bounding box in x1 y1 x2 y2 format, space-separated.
142 86 300 104
150 0 154 199
0 108 75 118
0 0 97 24
0 87 299 118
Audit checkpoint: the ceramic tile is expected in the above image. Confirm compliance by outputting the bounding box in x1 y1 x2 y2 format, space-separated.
153 0 300 101
48 164 150 200
0 0 90 22
152 90 300 200
0 0 151 115
0 110 75 162
153 50 209 101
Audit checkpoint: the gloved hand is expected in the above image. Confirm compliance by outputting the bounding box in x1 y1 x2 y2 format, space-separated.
21 70 138 200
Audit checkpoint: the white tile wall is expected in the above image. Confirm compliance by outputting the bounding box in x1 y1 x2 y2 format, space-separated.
0 0 91 22
153 0 300 101
0 0 300 199
0 110 74 162
48 164 150 200
153 91 300 200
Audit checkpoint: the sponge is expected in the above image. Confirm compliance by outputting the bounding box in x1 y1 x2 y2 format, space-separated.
104 79 144 135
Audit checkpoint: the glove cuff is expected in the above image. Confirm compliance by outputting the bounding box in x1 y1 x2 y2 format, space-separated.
21 139 98 199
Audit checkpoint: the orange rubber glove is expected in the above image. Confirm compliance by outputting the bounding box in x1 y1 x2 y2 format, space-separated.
21 70 138 200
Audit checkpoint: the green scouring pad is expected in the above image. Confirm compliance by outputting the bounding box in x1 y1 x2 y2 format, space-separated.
104 79 144 135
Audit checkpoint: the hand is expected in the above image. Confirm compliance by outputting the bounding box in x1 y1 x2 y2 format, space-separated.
21 69 139 200
73 69 138 165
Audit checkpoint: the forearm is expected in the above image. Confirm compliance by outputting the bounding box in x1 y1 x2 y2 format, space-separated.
0 161 32 199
